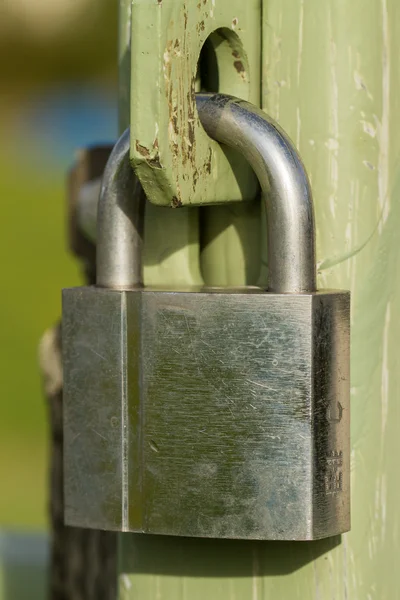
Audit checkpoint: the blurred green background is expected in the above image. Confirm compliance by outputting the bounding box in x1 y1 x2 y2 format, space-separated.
0 0 118 529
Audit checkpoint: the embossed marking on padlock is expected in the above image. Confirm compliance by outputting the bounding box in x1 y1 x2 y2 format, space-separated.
62 94 350 541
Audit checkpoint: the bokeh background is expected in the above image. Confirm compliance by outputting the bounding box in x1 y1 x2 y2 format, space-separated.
1 0 118 529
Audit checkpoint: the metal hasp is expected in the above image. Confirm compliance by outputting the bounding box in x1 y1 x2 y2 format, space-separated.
62 94 350 540
130 0 261 207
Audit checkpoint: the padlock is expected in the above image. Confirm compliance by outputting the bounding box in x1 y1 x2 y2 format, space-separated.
62 93 350 541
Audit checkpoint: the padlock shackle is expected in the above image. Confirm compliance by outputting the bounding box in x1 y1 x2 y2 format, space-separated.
196 93 316 293
96 128 145 288
97 95 316 292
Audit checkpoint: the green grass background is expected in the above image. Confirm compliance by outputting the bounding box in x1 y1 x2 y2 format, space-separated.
0 151 81 528
0 0 117 530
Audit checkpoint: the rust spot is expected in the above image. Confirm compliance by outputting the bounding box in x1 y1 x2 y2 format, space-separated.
197 1 201 7
199 20 205 31
232 17 238 27
157 0 162 4
174 39 179 49
234 60 245 75
171 196 182 207
203 0 207 4
184 9 188 29
232 50 240 59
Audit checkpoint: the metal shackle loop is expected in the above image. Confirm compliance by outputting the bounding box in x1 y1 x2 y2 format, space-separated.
196 93 316 294
96 94 316 293
96 128 145 289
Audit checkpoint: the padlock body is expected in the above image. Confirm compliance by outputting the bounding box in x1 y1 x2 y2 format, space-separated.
63 286 350 540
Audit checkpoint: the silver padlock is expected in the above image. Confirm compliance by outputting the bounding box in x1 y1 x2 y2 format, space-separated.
62 93 350 541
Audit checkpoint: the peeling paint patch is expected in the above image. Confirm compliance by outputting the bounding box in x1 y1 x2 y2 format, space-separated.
234 60 246 77
164 30 200 203
171 196 182 208
196 20 205 32
131 0 259 206
135 140 162 169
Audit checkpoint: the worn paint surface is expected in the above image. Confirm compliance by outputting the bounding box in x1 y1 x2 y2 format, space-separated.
130 0 260 206
119 0 400 598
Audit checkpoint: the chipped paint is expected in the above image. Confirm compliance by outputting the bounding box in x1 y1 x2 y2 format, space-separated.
233 58 246 79
135 139 162 168
131 0 260 205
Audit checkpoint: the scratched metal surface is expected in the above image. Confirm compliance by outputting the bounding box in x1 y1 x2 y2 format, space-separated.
63 287 349 540
119 0 400 597
62 288 135 530
141 290 350 540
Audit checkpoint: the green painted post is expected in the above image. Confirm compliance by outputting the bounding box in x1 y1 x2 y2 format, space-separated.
118 0 400 598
